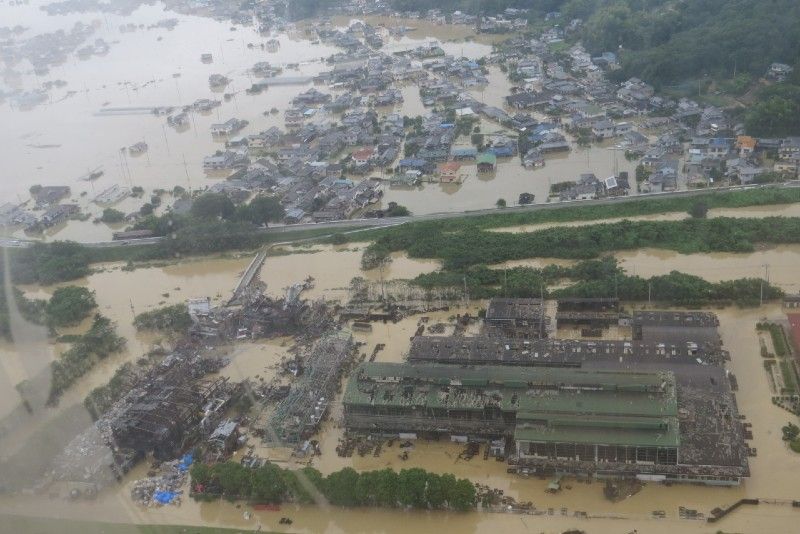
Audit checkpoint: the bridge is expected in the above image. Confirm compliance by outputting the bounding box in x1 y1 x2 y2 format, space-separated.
228 249 268 305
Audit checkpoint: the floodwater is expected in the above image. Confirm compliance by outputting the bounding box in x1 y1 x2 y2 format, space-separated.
3 1 646 242
1 0 339 238
0 254 250 451
382 135 637 215
615 245 800 291
2 305 800 533
260 244 440 301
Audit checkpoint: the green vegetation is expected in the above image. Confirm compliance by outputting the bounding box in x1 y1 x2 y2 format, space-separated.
235 195 286 225
48 314 126 405
191 192 236 220
746 82 800 137
413 257 782 307
758 322 790 357
191 461 476 511
84 362 137 420
688 201 709 219
496 198 507 208
780 360 798 394
134 304 192 334
45 286 97 327
384 202 411 217
100 208 126 223
7 241 91 285
782 423 800 452
361 216 800 271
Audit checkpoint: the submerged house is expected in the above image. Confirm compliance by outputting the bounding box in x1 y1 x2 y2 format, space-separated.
477 152 497 173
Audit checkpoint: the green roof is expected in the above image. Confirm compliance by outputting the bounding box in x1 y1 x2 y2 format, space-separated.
514 421 679 448
344 363 679 449
477 152 497 165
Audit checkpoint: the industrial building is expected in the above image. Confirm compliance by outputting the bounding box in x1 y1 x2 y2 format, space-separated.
407 334 723 367
484 298 550 339
343 361 747 485
344 310 747 485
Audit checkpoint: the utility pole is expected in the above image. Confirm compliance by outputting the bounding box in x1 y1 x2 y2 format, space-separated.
761 263 770 306
182 153 191 191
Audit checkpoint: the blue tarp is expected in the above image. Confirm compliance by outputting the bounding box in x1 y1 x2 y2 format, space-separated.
177 452 193 472
153 490 178 505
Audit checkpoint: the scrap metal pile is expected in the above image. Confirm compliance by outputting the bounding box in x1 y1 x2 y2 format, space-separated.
262 331 354 444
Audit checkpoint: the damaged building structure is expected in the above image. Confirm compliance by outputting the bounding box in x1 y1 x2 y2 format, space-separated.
264 331 354 444
343 308 749 486
484 298 550 339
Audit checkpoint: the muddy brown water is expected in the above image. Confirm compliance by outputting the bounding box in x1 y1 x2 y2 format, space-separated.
0 244 799 531
4 2 648 243
1 308 799 533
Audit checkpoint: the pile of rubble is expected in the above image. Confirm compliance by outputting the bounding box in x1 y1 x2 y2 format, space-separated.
130 454 193 507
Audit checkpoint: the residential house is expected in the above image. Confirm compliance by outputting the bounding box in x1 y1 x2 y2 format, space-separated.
451 147 478 160
779 137 800 160
438 162 462 183
477 152 497 173
203 151 237 170
211 118 248 136
767 62 793 82
707 138 731 159
352 147 375 166
40 203 79 227
735 136 757 158
32 185 70 207
591 119 615 139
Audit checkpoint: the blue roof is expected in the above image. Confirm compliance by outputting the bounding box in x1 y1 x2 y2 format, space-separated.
709 138 730 147
399 158 427 167
489 146 515 156
452 147 478 156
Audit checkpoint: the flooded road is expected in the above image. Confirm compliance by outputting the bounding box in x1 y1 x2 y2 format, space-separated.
486 202 800 234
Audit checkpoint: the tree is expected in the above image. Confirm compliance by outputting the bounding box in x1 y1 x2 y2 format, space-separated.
424 473 446 509
397 468 428 508
10 241 91 285
236 195 285 226
449 478 476 511
372 468 399 507
250 463 287 503
133 304 192 333
576 127 592 147
635 164 651 183
324 467 361 506
191 193 235 220
46 286 97 327
688 201 709 219
782 423 800 441
190 463 213 487
518 193 535 205
496 198 507 208
139 203 154 216
385 202 411 217
100 208 125 223
214 461 251 498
